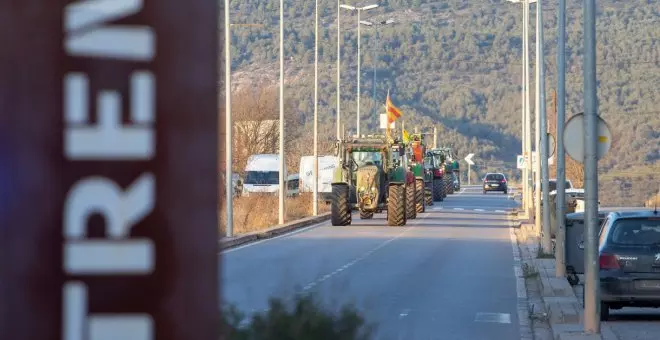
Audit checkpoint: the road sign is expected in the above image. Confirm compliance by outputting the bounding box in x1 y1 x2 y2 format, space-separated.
531 152 554 169
380 113 395 129
517 155 526 169
563 112 612 163
1 2 219 340
464 153 475 165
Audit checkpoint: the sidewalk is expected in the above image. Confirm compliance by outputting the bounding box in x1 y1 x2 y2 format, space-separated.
514 221 619 340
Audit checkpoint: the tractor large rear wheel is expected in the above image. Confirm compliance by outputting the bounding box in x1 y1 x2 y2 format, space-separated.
444 176 452 195
331 184 352 226
387 184 406 226
415 179 425 213
406 182 417 220
433 178 444 201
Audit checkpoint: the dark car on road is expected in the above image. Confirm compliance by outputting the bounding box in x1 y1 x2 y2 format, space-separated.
597 210 660 320
482 173 508 194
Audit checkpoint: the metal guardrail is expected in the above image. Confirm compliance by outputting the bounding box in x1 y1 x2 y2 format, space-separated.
220 212 331 250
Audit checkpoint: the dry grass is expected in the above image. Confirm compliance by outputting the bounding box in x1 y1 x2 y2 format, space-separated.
219 194 330 236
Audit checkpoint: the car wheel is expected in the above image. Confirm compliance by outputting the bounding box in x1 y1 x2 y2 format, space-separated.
600 302 610 321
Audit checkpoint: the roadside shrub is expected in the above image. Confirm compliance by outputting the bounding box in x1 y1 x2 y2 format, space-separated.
221 295 373 340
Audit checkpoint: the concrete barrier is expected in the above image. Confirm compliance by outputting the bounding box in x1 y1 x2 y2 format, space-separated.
220 212 331 250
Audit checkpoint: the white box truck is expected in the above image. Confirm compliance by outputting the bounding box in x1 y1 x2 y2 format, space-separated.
299 155 339 203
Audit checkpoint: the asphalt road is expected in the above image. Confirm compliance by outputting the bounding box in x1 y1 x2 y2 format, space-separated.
222 185 523 340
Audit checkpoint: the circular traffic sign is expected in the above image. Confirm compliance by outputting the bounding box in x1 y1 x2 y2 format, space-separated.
548 133 556 158
563 112 612 163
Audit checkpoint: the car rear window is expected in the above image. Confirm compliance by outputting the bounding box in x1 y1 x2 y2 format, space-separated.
610 218 660 245
485 174 504 180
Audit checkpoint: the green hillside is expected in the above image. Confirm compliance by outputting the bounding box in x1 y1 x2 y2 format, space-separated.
222 0 660 205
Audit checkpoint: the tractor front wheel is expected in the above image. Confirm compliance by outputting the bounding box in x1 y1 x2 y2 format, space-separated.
387 184 406 226
415 179 425 213
331 184 352 226
360 211 374 219
406 182 417 220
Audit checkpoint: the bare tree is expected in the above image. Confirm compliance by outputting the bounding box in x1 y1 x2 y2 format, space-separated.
230 87 301 173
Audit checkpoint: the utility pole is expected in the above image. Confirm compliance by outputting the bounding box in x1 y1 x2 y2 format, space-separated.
468 164 471 185
224 0 233 237
539 0 552 255
279 0 286 224
583 0 600 332
555 0 567 279
313 0 319 216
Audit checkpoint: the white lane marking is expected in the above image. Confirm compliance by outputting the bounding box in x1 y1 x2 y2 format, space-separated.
299 213 429 292
474 209 485 212
496 210 505 213
453 208 464 211
508 211 533 339
474 312 511 324
399 309 411 318
222 219 329 254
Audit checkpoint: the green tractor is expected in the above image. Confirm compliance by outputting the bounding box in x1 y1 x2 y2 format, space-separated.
430 147 459 196
427 148 448 201
441 147 461 192
406 134 434 212
330 135 416 226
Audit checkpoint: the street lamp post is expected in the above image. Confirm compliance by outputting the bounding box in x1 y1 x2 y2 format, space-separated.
362 19 395 123
337 1 342 140
525 0 534 216
537 0 552 256
313 0 320 215
506 0 536 215
224 0 233 237
279 0 285 225
340 3 379 136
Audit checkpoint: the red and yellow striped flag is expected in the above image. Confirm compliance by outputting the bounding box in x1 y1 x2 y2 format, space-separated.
386 92 402 124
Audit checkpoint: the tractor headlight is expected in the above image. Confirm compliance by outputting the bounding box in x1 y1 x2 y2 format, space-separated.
359 186 365 192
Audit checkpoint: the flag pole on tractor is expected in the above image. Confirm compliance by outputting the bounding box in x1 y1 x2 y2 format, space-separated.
385 89 391 139
386 90 402 144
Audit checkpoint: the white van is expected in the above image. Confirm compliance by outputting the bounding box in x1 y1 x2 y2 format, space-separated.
243 154 284 196
299 155 339 201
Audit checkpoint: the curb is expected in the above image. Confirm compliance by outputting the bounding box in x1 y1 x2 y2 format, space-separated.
220 212 331 250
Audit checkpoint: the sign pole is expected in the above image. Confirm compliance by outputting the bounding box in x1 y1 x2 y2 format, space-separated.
583 0 600 331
